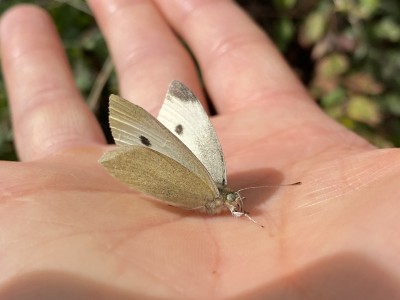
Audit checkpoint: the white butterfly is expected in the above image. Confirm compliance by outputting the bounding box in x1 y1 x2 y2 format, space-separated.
99 80 262 226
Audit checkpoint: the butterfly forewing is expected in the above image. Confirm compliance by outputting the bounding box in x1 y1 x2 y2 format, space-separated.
157 81 227 187
99 146 217 208
107 94 219 195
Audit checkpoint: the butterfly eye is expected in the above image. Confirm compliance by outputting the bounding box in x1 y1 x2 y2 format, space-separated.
226 193 237 202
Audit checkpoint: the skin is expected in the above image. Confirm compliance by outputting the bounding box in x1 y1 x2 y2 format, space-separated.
1 1 400 299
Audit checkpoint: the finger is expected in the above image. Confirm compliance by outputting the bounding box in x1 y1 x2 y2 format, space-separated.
153 0 313 113
0 5 105 161
88 0 207 114
152 0 374 157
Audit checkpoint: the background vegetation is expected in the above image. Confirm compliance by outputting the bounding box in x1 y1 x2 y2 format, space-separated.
1 0 399 160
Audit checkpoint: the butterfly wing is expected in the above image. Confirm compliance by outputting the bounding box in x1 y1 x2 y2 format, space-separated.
157 81 227 187
99 146 217 208
106 94 218 195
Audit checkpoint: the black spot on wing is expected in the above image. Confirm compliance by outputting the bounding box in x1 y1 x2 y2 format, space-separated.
139 135 151 147
175 124 183 135
169 81 197 102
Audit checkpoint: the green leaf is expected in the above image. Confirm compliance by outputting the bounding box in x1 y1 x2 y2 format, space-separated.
317 54 349 78
73 57 93 93
347 95 381 125
274 18 295 51
357 0 380 19
273 0 297 11
374 18 400 42
326 105 345 119
299 11 326 46
344 73 383 95
384 94 400 116
321 87 346 108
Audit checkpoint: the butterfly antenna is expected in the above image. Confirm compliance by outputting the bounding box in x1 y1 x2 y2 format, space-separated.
236 181 301 194
244 212 264 228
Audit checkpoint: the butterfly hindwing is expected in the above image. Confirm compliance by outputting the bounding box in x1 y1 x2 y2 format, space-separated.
157 81 227 187
99 146 217 208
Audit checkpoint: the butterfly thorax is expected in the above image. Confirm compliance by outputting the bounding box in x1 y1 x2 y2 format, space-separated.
204 186 244 217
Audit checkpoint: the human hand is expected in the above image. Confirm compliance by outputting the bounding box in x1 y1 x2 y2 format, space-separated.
1 1 400 299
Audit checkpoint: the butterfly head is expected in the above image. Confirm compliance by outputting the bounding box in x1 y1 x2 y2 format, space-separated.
225 192 245 217
223 190 264 227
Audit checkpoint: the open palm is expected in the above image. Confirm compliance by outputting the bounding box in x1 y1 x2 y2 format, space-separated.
1 1 400 299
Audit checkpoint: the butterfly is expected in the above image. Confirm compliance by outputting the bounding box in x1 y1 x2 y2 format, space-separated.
99 80 263 226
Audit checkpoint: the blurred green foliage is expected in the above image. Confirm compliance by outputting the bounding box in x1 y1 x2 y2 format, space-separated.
0 0 400 160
